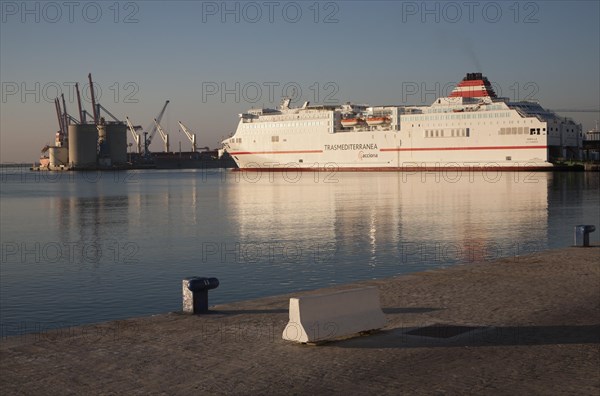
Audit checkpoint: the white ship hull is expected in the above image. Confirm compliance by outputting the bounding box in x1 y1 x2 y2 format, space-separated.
228 132 551 171
223 73 580 171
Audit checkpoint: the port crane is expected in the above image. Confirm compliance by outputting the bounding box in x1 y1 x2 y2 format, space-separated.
177 121 198 152
125 117 142 154
153 118 170 153
145 100 170 154
95 103 121 123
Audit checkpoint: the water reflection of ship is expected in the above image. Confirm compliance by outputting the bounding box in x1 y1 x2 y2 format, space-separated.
226 172 551 270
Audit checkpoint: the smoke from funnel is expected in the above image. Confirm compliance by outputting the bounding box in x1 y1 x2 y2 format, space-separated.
435 30 482 71
464 42 482 72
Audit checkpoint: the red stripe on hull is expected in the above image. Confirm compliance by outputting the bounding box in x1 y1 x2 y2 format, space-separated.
380 145 548 152
229 150 323 155
230 146 546 156
233 165 554 172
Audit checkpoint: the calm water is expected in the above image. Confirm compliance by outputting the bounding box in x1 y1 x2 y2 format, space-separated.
1 167 598 335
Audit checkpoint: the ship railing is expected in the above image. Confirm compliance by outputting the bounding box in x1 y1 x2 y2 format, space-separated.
334 126 394 133
512 106 545 122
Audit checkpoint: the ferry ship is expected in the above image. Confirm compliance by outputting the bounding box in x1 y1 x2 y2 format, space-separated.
221 73 582 170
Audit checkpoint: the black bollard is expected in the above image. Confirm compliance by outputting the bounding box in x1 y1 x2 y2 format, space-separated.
574 225 596 247
182 277 220 314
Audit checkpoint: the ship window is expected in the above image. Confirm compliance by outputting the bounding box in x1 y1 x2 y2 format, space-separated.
536 128 540 135
530 128 535 135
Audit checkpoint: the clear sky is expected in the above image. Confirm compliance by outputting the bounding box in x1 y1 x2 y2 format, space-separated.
1 0 599 162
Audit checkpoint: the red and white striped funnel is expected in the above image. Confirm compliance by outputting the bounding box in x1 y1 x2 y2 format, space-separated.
449 73 497 98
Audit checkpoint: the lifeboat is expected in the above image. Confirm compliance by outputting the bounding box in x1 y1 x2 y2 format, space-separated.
366 116 390 126
341 117 362 127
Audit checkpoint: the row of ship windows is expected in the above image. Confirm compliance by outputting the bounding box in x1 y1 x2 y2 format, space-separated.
499 127 546 135
426 104 506 113
424 127 547 138
425 129 469 138
415 119 535 128
549 127 577 133
262 114 329 122
242 121 328 129
405 112 514 122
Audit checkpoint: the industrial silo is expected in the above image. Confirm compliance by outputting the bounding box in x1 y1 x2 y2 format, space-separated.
68 124 98 169
48 146 69 168
106 123 127 164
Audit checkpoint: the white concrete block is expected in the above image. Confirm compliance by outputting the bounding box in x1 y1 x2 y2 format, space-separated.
182 278 194 314
282 286 386 343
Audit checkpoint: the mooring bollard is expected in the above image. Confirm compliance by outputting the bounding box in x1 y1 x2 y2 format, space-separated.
182 277 220 314
574 225 596 247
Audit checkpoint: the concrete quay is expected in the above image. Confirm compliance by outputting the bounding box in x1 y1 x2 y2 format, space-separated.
1 246 599 395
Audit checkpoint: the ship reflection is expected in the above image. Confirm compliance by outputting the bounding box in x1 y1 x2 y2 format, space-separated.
225 171 553 273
